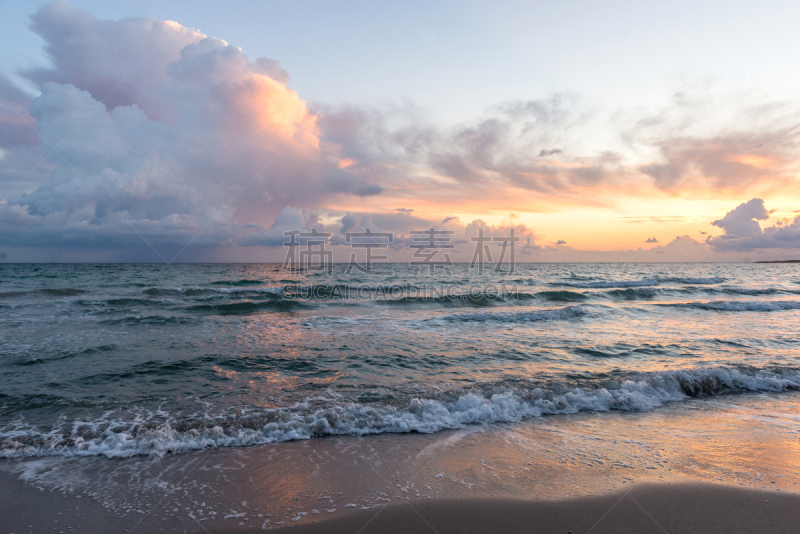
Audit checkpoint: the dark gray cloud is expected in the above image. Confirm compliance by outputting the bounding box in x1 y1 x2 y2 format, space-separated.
238 206 329 247
645 237 658 243
712 198 769 236
538 148 562 157
707 198 800 251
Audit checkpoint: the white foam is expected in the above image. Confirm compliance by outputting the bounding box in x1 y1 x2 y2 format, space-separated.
2 367 799 459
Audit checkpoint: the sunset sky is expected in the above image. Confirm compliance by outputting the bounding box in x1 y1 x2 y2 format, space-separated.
1 0 800 262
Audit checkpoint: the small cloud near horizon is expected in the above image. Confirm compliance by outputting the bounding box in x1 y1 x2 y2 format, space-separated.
538 148 563 157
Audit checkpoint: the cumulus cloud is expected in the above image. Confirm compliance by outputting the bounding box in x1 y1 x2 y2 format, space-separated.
0 73 38 148
0 2 374 255
707 198 800 251
645 237 658 243
711 198 769 236
22 1 207 122
531 234 718 262
239 206 321 246
646 235 709 258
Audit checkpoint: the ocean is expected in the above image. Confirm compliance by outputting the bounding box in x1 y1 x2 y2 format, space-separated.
1 262 799 460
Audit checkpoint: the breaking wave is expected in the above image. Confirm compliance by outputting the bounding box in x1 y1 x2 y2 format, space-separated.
1 365 797 458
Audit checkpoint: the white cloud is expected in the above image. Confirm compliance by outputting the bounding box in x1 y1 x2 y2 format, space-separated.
0 2 378 255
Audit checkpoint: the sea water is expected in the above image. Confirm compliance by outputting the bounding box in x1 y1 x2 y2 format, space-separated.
1 262 799 459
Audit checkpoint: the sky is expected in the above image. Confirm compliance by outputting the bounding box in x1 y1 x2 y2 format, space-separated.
1 0 800 262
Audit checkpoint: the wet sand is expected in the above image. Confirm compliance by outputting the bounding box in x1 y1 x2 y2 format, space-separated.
3 474 800 533
269 484 800 534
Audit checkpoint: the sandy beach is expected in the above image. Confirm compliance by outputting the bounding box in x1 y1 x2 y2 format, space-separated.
3 473 800 533
2 390 799 533
274 484 800 534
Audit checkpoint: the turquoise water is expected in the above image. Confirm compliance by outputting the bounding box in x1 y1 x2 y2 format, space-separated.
1 262 799 457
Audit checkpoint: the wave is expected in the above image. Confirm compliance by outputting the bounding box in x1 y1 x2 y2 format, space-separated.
536 290 588 302
718 287 781 295
99 315 196 326
283 284 353 299
13 344 119 367
668 300 800 312
376 289 537 307
142 287 217 297
552 279 657 289
2 365 797 458
186 300 308 315
441 305 586 323
211 287 283 295
73 297 167 309
142 287 283 298
378 295 502 307
551 276 723 289
606 287 658 300
659 277 723 285
0 288 87 298
207 279 265 286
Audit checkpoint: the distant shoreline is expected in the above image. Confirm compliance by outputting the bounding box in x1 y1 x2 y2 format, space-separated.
754 259 800 263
